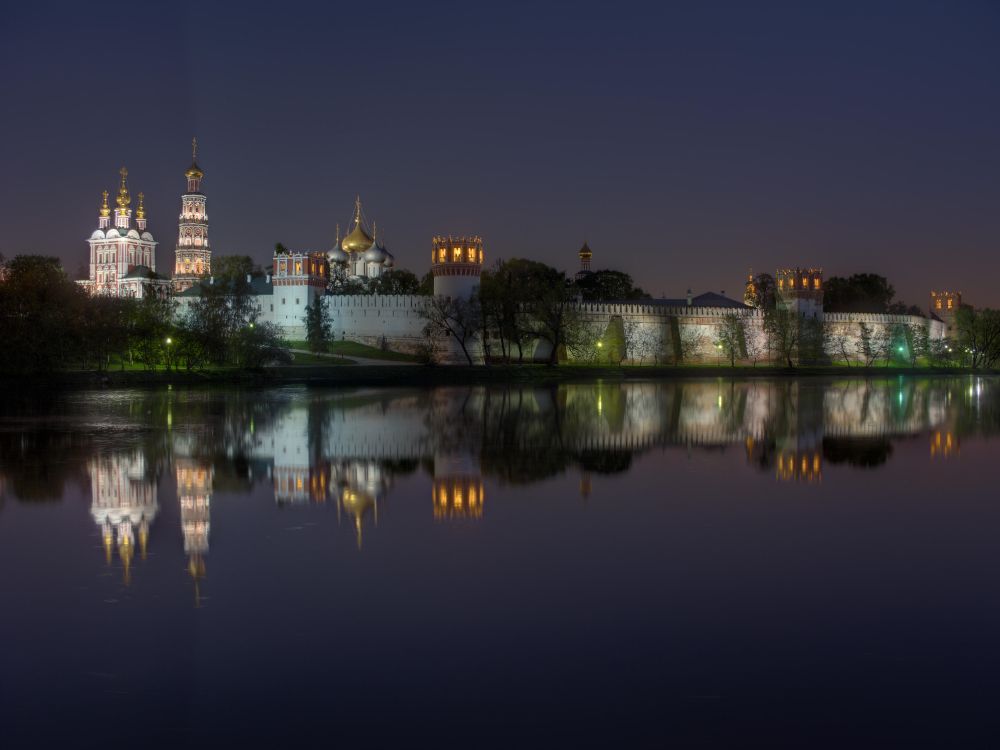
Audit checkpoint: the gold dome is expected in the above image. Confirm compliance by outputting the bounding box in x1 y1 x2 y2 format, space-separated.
341 195 374 253
579 241 593 259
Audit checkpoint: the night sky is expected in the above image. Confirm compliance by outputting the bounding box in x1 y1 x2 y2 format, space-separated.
2 1 999 308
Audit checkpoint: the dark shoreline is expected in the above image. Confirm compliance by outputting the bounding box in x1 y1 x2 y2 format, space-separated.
4 364 996 390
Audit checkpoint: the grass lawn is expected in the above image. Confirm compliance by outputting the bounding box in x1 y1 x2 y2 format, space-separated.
286 340 420 362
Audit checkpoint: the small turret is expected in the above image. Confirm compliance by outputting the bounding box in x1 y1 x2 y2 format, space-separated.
431 235 484 298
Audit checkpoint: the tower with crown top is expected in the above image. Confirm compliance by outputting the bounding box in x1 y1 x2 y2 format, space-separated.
173 138 212 292
79 167 168 299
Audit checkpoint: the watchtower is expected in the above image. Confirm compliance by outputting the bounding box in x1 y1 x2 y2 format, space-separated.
777 267 824 318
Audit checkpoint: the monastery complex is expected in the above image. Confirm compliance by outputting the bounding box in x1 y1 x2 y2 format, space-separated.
77 142 960 364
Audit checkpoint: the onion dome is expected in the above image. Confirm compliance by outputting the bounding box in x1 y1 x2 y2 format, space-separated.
363 244 388 263
135 192 146 221
328 246 349 264
382 250 395 268
341 195 374 253
99 190 111 218
115 167 131 210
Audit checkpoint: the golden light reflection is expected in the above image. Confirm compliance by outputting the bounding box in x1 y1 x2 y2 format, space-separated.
775 451 822 483
433 477 484 520
930 431 958 459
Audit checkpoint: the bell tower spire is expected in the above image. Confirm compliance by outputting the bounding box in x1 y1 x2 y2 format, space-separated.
174 138 211 292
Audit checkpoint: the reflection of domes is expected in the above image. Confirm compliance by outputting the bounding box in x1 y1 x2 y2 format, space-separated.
342 222 374 253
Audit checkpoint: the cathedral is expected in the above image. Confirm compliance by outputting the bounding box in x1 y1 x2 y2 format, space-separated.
78 167 171 299
328 196 396 279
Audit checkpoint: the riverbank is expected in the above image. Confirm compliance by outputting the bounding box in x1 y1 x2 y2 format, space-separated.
7 364 997 389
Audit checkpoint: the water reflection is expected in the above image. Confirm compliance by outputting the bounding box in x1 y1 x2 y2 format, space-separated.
1 377 998 579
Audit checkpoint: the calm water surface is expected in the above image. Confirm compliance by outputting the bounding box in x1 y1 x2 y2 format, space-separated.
2 377 1000 747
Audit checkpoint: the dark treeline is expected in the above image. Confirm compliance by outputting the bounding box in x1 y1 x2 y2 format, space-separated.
0 255 290 376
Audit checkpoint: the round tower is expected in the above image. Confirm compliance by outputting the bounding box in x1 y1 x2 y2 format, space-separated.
431 236 483 298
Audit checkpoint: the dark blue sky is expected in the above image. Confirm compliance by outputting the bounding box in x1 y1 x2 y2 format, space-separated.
2 1 998 307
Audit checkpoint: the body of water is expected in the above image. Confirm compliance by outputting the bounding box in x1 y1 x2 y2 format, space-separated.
1 377 999 747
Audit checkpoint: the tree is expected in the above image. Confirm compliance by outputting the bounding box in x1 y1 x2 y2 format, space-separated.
303 296 331 353
672 326 707 365
420 294 482 365
763 308 800 367
132 292 175 370
418 271 435 296
747 273 777 310
716 313 746 367
623 320 663 365
854 322 890 367
824 274 897 313
369 269 421 295
573 270 649 302
522 280 586 365
955 307 1000 369
212 255 259 282
0 255 88 375
827 323 854 367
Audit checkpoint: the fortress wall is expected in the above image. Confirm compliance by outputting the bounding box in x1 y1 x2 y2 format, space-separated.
324 294 428 353
564 303 948 365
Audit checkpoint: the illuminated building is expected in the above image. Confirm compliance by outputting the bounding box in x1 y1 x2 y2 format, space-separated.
743 271 758 307
172 138 212 293
777 267 823 318
431 235 483 299
177 460 212 605
929 291 965 338
78 168 170 299
88 452 158 583
575 241 593 280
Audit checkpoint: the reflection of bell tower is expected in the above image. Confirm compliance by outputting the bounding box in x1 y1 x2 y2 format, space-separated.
88 452 158 584
432 453 484 520
177 460 212 606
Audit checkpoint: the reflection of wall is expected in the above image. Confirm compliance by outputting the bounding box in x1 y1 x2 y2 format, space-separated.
88 452 158 582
